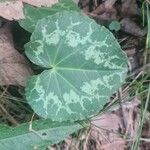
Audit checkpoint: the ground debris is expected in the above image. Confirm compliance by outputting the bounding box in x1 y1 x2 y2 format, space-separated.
48 97 150 150
0 25 32 86
0 0 58 20
21 0 58 7
0 1 24 20
80 0 146 37
88 98 140 150
120 18 146 37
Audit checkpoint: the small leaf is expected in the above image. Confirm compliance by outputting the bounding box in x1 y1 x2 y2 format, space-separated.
0 120 82 150
25 11 128 122
109 20 121 31
19 0 80 32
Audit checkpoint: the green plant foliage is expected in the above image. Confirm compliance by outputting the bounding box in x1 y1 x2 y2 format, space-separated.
109 20 121 31
0 120 82 150
25 11 128 122
19 0 80 32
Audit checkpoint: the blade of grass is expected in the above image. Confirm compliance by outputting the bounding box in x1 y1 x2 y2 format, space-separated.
131 83 150 150
145 2 150 64
131 3 150 149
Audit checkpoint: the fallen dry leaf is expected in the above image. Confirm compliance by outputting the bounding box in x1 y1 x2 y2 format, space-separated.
0 25 32 86
0 1 24 20
121 0 139 17
120 18 146 37
92 0 117 15
89 114 126 150
0 0 58 20
21 0 58 7
87 98 140 150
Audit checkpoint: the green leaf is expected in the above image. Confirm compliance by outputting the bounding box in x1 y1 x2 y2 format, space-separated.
25 11 128 122
109 20 121 31
0 120 82 150
19 0 80 32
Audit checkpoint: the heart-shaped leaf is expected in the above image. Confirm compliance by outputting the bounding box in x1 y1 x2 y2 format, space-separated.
0 120 82 150
19 0 80 32
25 11 128 122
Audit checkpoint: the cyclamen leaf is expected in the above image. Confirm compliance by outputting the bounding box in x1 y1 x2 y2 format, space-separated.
0 120 82 150
25 11 128 122
19 0 80 32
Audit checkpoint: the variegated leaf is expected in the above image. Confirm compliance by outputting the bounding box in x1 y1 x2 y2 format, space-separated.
19 0 80 32
0 120 82 150
25 11 128 122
